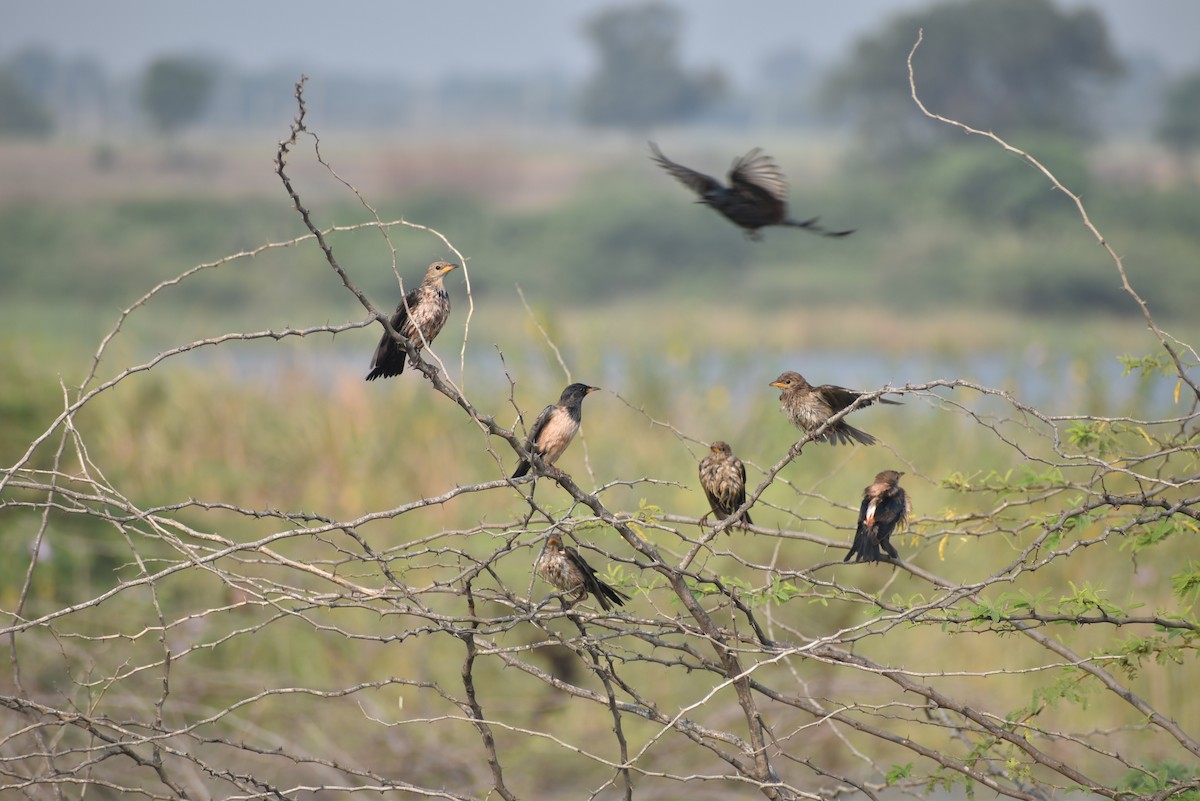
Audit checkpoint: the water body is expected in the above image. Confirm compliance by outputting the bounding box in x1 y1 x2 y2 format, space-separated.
175 339 1186 421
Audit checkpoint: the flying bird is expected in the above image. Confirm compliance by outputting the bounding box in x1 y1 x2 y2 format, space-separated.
535 535 629 611
512 383 600 479
845 470 908 563
648 141 854 240
365 260 459 381
698 441 753 529
770 371 899 446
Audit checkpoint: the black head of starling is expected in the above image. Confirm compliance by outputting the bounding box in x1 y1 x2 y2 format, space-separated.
559 383 600 404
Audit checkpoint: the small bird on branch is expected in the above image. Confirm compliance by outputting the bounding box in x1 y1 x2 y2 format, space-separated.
649 142 854 240
512 383 600 479
365 260 459 381
535 535 629 611
698 441 753 529
771 371 899 446
845 470 908 563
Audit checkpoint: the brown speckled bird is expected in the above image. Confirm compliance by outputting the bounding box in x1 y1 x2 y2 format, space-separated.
512 383 599 479
649 142 854 241
365 260 459 381
845 470 908 563
770 371 899 446
698 441 753 528
535 535 629 611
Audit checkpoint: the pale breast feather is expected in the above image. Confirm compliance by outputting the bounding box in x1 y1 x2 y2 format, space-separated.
538 556 582 594
793 402 832 432
404 287 451 344
535 409 580 466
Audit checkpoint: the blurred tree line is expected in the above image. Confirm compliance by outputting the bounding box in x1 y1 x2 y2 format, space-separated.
3 0 1200 329
3 0 1200 153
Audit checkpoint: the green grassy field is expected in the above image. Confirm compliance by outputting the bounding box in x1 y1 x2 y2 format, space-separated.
2 132 1198 347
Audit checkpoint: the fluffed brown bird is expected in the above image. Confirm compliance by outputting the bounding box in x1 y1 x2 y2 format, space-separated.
649 142 854 240
512 383 599 479
698 441 753 528
845 470 908 563
770 371 899 446
366 260 459 381
535 535 629 611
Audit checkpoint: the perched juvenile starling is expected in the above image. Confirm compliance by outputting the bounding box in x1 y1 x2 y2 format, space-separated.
770 371 899 446
535 535 629 611
649 142 854 240
365 260 459 380
512 383 600 479
698 441 754 528
845 470 908 563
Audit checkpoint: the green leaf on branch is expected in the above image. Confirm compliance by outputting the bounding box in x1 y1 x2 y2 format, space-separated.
1171 562 1200 603
1118 353 1177 379
885 762 913 785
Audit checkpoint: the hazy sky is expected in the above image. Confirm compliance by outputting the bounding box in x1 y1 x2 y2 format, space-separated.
4 0 1199 84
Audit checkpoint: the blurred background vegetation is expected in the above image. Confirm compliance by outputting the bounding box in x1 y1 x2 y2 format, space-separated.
2 0 1199 797
1 0 1198 359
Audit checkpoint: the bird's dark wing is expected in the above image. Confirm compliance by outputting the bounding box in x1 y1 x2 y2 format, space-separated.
512 402 556 478
874 487 907 528
649 142 725 197
565 546 629 611
730 463 748 513
817 385 868 413
845 494 882 562
728 148 789 209
734 460 753 526
872 488 907 559
701 480 725 516
365 288 419 381
816 385 902 412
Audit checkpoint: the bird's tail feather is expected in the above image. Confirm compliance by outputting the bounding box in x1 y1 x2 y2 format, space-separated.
365 361 403 381
784 217 855 238
846 526 883 563
512 461 531 479
593 580 630 611
829 424 876 446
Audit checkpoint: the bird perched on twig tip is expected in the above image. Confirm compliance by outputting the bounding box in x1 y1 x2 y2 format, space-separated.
535 535 629 611
845 470 908 563
649 141 854 241
512 383 600 479
698 441 753 529
365 260 459 381
771 371 899 446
